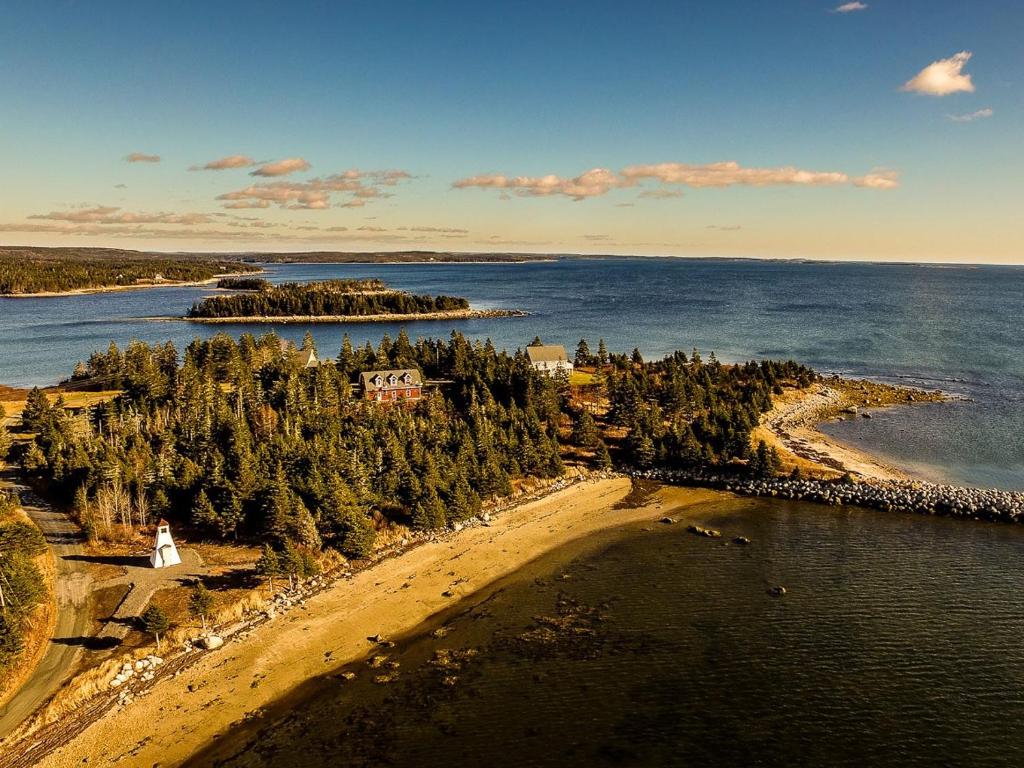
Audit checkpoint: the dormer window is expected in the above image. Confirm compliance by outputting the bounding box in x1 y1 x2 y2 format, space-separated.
373 375 383 386
402 372 412 384
388 375 398 386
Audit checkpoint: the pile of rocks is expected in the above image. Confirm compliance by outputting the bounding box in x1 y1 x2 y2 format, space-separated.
109 654 163 690
633 468 1024 524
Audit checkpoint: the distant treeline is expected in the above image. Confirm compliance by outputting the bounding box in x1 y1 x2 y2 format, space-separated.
0 248 260 295
238 251 555 264
215 277 272 291
187 280 468 318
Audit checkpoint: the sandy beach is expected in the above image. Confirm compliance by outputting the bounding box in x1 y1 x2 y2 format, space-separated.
756 382 941 482
28 477 723 768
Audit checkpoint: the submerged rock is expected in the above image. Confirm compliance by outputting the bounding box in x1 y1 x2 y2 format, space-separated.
767 586 787 597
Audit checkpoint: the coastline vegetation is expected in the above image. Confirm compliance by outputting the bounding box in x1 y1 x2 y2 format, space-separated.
0 249 260 296
215 277 272 291
14 334 811 557
186 280 467 319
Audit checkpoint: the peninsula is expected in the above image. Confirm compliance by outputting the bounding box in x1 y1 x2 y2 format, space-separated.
0 247 261 297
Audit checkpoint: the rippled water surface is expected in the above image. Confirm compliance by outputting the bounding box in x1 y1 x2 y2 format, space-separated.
188 495 1024 768
1 258 1021 487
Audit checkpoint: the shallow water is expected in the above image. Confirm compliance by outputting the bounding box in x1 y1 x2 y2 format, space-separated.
1 257 1021 487
188 494 1024 768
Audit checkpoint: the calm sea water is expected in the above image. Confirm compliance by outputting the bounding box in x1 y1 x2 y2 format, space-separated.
0 257 1021 488
187 493 1024 768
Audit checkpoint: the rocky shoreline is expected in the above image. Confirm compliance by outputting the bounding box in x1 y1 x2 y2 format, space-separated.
633 468 1024 524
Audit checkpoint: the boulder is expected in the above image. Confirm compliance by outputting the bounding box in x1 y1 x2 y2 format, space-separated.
200 635 224 650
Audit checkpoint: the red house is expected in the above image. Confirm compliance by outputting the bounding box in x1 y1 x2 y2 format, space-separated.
359 369 424 402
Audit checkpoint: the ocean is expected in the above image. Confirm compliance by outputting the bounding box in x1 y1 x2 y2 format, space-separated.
4 256 1024 767
186 491 1024 768
1 257 1021 489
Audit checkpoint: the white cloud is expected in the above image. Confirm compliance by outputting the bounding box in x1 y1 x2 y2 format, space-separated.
947 107 993 123
852 169 900 189
218 169 412 209
455 160 898 201
191 154 256 171
250 157 312 177
452 168 621 201
832 2 868 12
125 152 160 163
622 161 851 188
902 51 976 96
29 206 219 225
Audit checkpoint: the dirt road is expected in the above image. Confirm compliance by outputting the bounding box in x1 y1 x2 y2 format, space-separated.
0 471 93 739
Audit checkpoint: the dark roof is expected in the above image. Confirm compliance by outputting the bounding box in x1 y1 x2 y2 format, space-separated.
359 368 423 392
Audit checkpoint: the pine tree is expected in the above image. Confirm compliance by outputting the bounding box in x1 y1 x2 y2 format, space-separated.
280 541 303 590
140 604 170 651
188 581 215 633
255 545 282 591
0 616 25 669
21 388 51 431
574 339 591 367
597 338 609 366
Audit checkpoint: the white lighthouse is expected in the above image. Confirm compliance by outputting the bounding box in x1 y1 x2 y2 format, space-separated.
150 519 182 568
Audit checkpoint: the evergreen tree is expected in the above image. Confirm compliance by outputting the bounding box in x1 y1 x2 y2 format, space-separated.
255 544 282 591
0 616 25 669
188 581 215 633
140 604 170 651
597 338 609 365
21 388 51 431
574 338 592 367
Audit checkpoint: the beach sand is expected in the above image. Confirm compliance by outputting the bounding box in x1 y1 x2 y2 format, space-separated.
32 477 723 768
756 383 917 482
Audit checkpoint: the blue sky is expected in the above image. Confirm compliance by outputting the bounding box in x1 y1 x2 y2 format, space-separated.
0 1 1020 261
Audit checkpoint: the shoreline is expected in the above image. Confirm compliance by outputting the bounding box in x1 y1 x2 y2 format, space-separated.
15 477 723 768
0 272 263 299
757 379 948 482
149 308 529 324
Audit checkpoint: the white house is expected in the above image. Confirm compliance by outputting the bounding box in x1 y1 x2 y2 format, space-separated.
150 520 182 568
527 345 574 375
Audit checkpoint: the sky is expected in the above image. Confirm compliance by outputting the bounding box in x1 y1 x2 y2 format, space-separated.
0 0 1021 263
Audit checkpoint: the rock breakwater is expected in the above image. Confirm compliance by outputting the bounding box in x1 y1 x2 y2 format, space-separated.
633 468 1024 524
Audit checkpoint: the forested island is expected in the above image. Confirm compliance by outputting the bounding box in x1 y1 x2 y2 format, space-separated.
215 277 272 291
0 247 261 296
184 279 485 322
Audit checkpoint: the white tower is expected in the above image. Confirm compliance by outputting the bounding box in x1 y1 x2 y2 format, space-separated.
150 519 182 568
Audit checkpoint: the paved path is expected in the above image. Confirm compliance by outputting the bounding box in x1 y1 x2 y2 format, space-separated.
0 471 93 740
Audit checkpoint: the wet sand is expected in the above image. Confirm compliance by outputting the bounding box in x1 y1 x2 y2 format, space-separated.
33 478 723 768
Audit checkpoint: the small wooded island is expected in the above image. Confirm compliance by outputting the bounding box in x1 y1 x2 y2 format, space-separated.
183 279 524 323
0 247 261 296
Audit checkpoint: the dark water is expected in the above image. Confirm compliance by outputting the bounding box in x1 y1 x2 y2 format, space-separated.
1 257 1021 487
188 494 1024 768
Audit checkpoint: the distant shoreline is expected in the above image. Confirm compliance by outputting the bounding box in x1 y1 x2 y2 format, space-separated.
152 308 529 324
0 272 262 299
